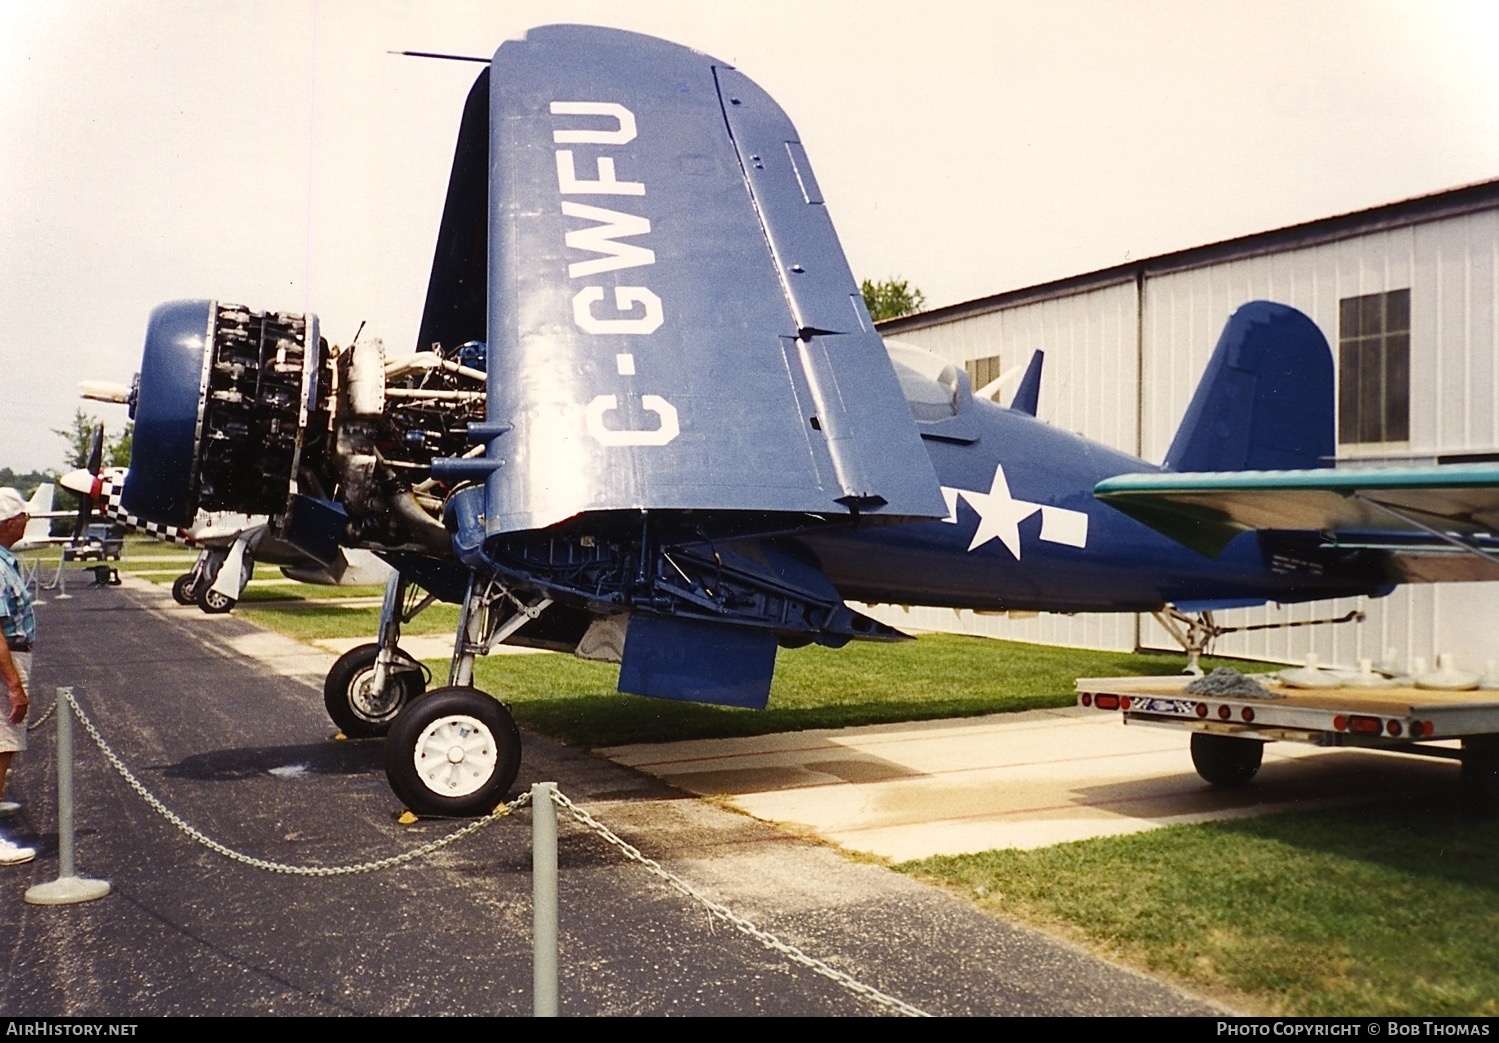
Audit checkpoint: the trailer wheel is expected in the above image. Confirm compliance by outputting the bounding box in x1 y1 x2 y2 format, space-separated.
1460 736 1499 818
1190 733 1263 788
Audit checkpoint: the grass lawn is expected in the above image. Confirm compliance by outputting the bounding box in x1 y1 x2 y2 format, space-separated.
463 635 1265 747
242 600 462 642
899 795 1499 1016
115 534 396 619
226 574 1265 747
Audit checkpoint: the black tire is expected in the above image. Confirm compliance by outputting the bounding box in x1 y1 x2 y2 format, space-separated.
171 574 197 605
196 586 236 614
1460 736 1499 818
1190 733 1264 788
385 687 522 817
323 643 426 738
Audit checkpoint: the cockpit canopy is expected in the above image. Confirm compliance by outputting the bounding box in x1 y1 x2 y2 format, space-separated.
885 339 969 423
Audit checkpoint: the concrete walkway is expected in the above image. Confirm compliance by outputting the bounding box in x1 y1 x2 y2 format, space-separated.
603 707 1459 861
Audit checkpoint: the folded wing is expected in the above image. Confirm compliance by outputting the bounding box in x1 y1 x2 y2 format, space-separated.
481 25 945 537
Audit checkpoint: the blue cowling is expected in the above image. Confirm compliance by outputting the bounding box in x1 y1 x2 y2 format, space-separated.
122 300 214 527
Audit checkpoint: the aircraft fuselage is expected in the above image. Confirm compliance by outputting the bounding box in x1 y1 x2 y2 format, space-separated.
803 397 1390 613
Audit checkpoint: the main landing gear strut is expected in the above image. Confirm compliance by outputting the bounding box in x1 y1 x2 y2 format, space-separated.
324 571 552 816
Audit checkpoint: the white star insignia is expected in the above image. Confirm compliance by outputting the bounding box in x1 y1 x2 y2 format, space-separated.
942 464 1088 559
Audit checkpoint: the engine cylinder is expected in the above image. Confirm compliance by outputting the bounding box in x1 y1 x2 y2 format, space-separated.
123 300 321 528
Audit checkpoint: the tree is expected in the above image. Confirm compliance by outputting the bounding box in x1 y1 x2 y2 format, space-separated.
53 409 131 471
106 422 133 469
860 277 926 322
0 467 50 499
53 409 97 470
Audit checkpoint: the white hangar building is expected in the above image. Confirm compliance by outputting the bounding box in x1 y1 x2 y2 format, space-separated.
869 178 1499 673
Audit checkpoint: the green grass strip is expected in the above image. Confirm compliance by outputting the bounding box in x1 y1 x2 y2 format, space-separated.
464 635 1260 747
899 795 1499 1016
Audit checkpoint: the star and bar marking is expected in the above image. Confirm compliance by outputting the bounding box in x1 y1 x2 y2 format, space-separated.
941 464 1089 559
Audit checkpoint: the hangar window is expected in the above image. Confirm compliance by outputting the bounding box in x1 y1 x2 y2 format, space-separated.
1338 289 1409 445
964 355 1004 393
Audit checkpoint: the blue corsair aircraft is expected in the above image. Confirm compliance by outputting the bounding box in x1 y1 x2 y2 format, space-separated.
116 25 1499 815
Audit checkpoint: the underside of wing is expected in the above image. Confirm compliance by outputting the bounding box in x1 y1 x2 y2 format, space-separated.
1095 464 1499 581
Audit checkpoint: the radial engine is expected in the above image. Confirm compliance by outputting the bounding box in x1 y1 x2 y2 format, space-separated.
124 299 487 569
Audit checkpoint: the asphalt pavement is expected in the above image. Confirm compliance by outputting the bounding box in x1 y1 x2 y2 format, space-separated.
0 573 1223 1016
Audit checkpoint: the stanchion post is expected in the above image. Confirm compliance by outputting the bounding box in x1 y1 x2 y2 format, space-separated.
532 781 558 1017
51 558 71 601
25 687 109 905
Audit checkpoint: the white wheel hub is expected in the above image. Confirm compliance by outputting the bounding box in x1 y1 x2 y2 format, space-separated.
413 714 498 797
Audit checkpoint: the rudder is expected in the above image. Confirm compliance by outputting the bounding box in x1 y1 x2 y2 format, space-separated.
1164 301 1333 473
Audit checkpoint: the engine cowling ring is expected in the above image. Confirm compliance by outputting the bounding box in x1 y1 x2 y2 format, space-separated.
123 300 320 528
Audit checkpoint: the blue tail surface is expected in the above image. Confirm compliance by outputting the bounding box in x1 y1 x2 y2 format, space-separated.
1164 301 1333 473
1010 350 1043 416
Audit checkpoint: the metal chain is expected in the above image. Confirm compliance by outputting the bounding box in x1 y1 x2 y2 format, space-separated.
62 689 528 876
550 788 932 1018
25 693 56 731
54 693 927 1014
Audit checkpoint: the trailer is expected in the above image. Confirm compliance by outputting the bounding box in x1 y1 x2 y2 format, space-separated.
1076 674 1499 812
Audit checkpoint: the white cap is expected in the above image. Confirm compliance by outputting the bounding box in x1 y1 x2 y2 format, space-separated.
0 488 26 522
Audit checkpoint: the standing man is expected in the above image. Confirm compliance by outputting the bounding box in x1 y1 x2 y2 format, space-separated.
0 488 36 864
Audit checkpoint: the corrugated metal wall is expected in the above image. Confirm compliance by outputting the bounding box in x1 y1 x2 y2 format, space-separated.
860 281 1143 652
863 207 1499 673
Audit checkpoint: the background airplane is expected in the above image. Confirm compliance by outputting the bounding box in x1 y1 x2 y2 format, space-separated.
113 25 1499 815
7 484 80 554
56 446 390 612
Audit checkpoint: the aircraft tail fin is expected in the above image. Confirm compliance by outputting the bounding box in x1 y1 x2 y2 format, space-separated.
1163 301 1333 473
24 485 54 546
1010 350 1044 416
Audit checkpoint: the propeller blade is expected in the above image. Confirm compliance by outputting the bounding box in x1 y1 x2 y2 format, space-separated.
86 423 105 475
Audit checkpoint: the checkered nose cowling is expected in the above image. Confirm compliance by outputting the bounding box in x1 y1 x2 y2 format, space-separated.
122 300 320 531
98 475 190 545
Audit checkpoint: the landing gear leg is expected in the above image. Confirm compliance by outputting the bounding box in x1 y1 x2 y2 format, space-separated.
175 547 222 606
1152 607 1221 677
198 531 261 614
322 572 432 737
445 575 554 688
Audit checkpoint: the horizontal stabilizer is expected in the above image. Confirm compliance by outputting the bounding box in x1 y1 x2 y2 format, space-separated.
1096 464 1499 577
479 25 944 537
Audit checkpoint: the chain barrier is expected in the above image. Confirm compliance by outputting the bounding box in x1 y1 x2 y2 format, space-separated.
550 789 932 1018
61 689 527 876
56 691 928 1015
26 692 57 732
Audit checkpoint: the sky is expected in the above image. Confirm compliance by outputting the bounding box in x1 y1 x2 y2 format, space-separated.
3 0 1498 471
